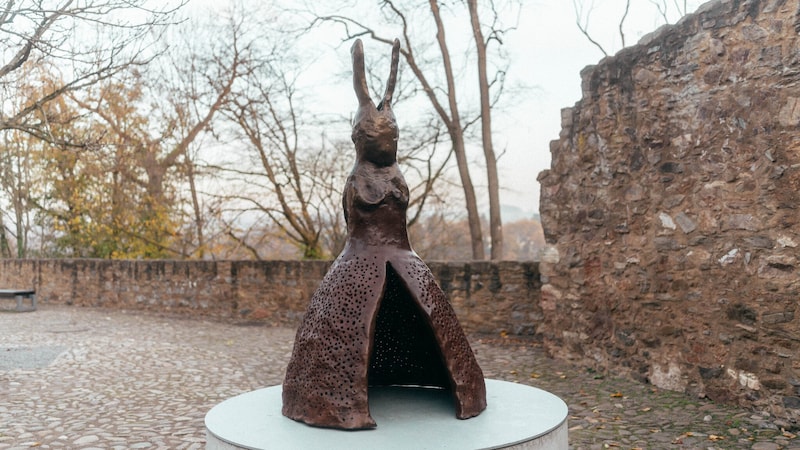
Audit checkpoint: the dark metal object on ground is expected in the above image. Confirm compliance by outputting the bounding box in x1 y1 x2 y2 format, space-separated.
281 38 486 430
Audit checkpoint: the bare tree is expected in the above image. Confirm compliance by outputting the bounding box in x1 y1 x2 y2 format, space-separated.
152 11 258 259
1 63 104 258
0 1 468 261
468 0 503 259
188 3 456 261
0 133 35 257
0 1 188 258
310 0 517 260
221 55 346 259
0 214 9 257
0 0 185 142
65 10 251 258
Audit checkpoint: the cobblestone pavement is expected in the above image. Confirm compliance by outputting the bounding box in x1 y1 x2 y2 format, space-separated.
1 305 797 449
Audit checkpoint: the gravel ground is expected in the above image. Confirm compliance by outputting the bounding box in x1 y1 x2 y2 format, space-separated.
1 305 797 449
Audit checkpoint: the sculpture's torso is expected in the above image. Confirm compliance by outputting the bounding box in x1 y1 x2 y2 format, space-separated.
342 161 412 253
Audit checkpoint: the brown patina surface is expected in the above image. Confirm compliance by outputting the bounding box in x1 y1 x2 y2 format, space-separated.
281 39 486 430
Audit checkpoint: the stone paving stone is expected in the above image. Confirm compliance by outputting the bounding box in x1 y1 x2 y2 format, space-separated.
1 305 798 449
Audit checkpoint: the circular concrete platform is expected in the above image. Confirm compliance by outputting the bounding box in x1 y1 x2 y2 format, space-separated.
205 379 568 449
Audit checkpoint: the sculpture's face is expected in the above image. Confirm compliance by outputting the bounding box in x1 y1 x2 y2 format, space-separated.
352 106 398 166
349 37 400 167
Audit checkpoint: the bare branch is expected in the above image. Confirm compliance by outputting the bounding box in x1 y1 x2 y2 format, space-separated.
619 0 630 48
649 0 670 23
0 0 185 139
572 0 608 57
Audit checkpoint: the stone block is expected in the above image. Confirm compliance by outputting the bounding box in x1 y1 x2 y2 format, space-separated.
784 396 800 410
699 366 723 379
674 212 697 234
745 236 774 249
654 237 683 251
779 97 800 126
762 311 794 325
659 162 684 173
540 284 561 312
777 235 798 248
723 214 762 231
658 212 677 230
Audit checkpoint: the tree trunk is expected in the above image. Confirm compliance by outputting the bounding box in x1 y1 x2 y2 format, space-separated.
0 212 10 258
185 153 205 259
451 129 485 260
467 0 503 260
13 199 26 258
429 0 485 259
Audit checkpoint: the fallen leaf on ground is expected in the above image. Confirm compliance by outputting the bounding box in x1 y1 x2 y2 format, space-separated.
672 432 694 444
610 392 623 398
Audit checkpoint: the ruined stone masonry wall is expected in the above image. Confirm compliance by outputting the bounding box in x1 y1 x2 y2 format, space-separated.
0 259 541 336
538 0 800 419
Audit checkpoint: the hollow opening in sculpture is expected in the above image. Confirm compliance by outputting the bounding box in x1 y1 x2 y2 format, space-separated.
368 263 451 393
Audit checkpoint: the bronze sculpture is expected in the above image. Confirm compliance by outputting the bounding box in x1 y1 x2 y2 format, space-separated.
282 38 486 430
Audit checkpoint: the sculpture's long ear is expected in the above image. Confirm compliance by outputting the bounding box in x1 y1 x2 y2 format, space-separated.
351 39 372 107
379 39 400 110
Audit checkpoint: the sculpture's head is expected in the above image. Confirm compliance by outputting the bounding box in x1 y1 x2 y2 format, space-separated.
351 38 400 166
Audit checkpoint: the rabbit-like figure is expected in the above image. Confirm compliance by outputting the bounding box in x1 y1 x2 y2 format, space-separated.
282 39 486 430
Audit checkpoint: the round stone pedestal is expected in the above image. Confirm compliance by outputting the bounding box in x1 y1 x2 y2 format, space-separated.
205 379 568 449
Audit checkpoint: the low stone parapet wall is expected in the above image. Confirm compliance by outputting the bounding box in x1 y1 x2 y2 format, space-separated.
0 259 542 336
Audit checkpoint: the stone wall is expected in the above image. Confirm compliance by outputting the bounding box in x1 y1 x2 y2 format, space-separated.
0 259 541 335
538 0 800 419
